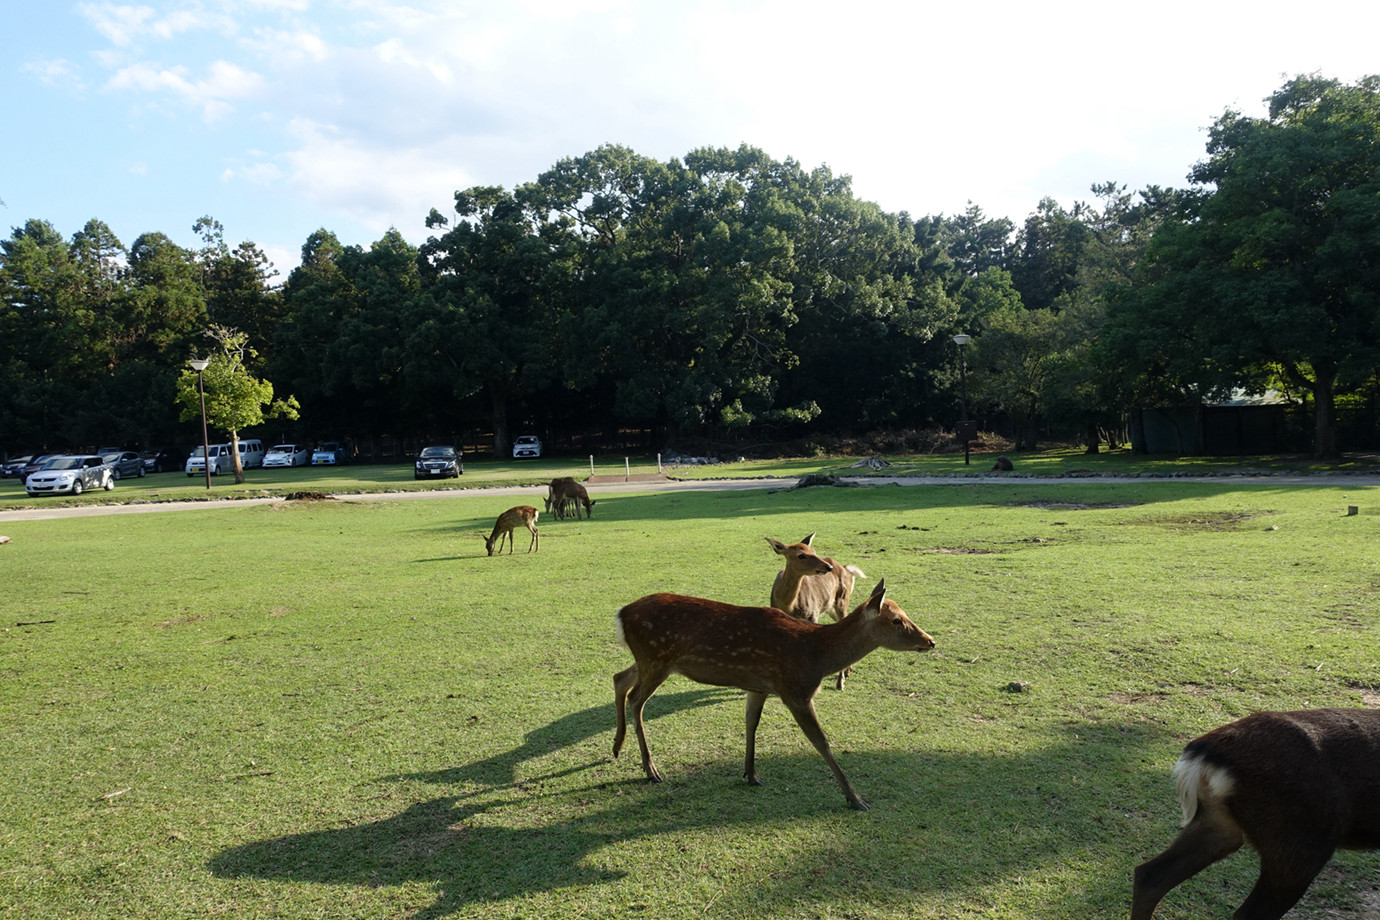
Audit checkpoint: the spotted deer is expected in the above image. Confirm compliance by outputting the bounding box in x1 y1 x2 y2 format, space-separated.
484 505 539 556
612 580 934 811
767 534 867 689
1132 707 1380 920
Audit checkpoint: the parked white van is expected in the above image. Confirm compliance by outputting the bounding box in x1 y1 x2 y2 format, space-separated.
237 439 266 468
185 440 266 476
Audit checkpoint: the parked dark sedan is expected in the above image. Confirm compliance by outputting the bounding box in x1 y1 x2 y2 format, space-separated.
414 446 463 479
1 454 36 478
16 454 63 484
101 451 146 480
140 447 187 474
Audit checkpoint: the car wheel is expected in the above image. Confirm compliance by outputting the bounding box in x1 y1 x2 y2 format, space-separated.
72 479 84 495
104 476 115 491
137 466 145 478
112 468 122 480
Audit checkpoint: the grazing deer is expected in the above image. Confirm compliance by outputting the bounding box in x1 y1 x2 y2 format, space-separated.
1132 707 1380 920
612 580 934 811
484 506 539 556
545 477 596 520
767 534 867 690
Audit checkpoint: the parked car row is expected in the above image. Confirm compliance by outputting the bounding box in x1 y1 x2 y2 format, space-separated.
6 439 545 494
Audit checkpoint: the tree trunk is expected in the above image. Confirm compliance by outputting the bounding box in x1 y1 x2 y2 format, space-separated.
1083 422 1100 455
230 431 246 484
1313 375 1338 459
490 387 510 460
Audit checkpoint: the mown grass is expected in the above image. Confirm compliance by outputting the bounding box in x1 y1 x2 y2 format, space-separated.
1 477 1377 919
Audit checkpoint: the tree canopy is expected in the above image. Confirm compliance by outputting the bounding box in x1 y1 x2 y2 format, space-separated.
3 77 1379 459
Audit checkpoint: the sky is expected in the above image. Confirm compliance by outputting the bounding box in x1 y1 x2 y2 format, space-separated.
4 0 1378 277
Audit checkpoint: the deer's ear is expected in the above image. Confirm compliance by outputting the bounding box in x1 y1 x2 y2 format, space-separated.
765 537 787 554
802 533 816 547
868 579 887 606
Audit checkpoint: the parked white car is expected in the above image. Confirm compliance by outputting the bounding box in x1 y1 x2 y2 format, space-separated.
186 443 231 476
512 435 543 459
263 444 310 468
25 455 114 496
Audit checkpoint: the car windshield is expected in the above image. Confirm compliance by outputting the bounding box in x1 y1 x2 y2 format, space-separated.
419 447 454 459
44 457 85 471
516 437 537 444
268 446 293 454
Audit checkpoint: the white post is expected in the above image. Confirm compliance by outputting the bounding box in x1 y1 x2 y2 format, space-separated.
657 453 662 473
625 457 630 479
589 455 594 476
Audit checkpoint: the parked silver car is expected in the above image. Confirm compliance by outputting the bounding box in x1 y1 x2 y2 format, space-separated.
25 455 114 496
101 451 146 480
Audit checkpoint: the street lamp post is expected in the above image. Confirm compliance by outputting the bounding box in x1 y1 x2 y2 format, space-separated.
189 358 211 489
952 334 972 465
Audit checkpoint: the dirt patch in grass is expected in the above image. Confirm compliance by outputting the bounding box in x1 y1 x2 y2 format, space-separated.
1008 501 1139 511
156 614 209 628
924 546 994 555
1106 691 1166 705
1349 682 1380 707
283 491 335 502
1123 510 1267 531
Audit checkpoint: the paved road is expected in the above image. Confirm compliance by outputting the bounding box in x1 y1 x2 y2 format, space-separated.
2 470 1377 524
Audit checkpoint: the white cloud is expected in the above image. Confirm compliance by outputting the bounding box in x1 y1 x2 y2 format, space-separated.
105 59 265 121
277 117 475 234
22 58 84 90
243 27 330 65
79 3 157 46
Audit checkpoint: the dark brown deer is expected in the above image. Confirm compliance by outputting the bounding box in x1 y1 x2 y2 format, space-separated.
484 505 539 556
544 477 595 520
767 534 867 689
1132 707 1380 920
612 580 934 810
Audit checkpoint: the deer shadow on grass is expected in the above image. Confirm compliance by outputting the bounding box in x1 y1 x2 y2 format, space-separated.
209 694 1185 919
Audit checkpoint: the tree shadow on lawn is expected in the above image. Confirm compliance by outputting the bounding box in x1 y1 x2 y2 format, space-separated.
410 478 1299 541
209 694 1177 919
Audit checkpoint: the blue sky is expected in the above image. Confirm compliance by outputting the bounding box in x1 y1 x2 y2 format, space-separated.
4 1 1377 276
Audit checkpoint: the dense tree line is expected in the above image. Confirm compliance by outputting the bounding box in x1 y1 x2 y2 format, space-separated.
3 76 1377 460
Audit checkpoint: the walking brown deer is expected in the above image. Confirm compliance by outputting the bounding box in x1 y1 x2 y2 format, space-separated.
484 505 539 556
544 477 595 520
767 534 867 689
612 579 934 810
1132 707 1380 920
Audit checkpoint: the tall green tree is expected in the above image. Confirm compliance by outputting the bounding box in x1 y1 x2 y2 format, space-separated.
417 186 561 455
1106 75 1380 457
177 326 298 482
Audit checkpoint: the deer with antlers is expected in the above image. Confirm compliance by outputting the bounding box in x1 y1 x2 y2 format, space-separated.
612 580 934 810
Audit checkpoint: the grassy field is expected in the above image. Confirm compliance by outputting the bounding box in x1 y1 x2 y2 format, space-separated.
1 471 1377 919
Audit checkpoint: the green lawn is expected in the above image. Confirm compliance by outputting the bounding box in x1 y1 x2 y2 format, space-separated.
1 474 1377 919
